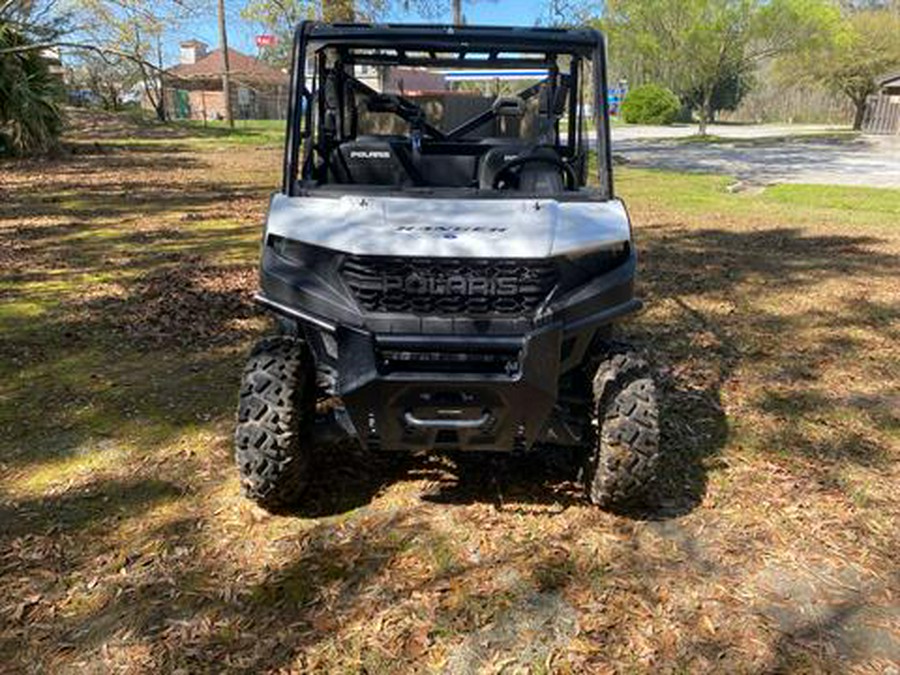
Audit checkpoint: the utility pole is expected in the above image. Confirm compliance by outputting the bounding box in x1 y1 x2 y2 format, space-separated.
452 0 462 26
218 0 233 128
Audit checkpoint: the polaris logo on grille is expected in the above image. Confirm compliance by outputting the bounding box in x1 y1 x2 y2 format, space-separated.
350 150 391 159
395 225 508 234
383 273 519 296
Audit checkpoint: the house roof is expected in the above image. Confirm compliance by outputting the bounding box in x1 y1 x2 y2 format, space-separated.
167 48 286 86
878 71 900 87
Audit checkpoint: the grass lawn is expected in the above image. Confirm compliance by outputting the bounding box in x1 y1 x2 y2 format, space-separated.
1 117 898 673
168 118 287 147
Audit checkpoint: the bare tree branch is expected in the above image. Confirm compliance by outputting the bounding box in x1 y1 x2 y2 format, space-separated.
0 39 164 72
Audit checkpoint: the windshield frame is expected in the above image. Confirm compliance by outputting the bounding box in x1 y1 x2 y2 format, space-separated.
282 22 613 200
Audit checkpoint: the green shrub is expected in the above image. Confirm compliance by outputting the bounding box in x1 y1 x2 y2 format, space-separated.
0 23 63 155
620 84 681 125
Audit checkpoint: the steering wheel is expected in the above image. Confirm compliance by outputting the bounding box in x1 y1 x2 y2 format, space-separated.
492 154 577 191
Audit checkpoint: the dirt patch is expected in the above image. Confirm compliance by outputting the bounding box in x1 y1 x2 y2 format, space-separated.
750 561 900 666
444 588 578 674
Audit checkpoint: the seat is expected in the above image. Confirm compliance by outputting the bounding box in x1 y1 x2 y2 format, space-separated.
477 143 530 190
478 145 565 194
417 154 479 187
518 149 566 194
333 137 410 186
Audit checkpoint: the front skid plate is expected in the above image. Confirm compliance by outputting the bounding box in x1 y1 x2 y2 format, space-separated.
336 327 561 451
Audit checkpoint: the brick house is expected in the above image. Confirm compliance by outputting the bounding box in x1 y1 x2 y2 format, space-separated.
160 41 288 121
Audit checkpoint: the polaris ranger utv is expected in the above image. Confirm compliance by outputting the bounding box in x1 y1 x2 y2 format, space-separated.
235 22 659 510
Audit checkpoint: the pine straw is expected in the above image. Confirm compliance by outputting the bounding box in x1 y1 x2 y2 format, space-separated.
0 123 898 673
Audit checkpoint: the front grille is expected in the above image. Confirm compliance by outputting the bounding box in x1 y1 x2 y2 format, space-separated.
342 256 558 317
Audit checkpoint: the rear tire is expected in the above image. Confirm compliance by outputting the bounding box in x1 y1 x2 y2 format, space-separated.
234 336 315 511
585 347 660 507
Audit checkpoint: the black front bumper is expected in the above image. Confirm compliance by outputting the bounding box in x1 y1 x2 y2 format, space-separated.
336 326 562 451
255 244 641 452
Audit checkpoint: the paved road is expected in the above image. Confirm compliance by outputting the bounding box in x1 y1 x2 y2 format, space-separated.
611 123 852 141
608 124 900 188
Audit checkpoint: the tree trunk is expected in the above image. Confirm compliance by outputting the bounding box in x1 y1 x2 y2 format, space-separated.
154 97 166 122
218 0 233 128
155 35 167 122
852 98 867 131
140 68 166 122
698 87 713 136
453 0 462 26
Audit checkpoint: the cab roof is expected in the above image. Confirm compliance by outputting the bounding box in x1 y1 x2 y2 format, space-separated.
299 22 604 55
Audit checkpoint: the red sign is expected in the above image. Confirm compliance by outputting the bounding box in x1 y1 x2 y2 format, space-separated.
255 34 277 48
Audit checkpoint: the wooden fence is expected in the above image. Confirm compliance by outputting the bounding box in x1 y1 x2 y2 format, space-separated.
863 95 900 135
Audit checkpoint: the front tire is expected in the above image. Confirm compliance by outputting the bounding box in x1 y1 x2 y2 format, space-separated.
585 347 660 507
234 336 315 511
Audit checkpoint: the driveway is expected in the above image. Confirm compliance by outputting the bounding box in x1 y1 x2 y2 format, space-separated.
609 124 900 188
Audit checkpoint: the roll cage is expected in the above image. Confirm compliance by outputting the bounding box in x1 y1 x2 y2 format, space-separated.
282 22 614 199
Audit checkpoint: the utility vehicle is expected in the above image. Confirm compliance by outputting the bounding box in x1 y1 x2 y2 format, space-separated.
234 22 659 510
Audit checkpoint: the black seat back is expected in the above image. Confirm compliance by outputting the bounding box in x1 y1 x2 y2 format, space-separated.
478 143 529 190
518 149 565 194
333 137 410 186
418 154 479 187
478 145 564 193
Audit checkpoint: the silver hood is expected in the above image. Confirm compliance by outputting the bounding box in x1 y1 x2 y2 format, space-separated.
265 193 631 259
